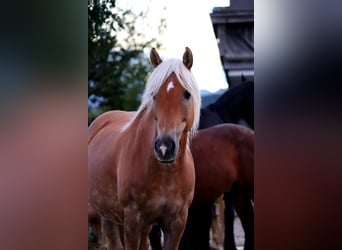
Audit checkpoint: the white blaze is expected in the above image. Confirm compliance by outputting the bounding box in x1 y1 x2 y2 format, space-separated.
167 81 174 93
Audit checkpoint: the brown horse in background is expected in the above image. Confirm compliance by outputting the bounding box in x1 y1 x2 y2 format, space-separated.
191 124 253 203
178 123 254 250
88 47 201 250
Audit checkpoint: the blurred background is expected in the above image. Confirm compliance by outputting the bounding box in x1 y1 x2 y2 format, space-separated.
88 0 254 123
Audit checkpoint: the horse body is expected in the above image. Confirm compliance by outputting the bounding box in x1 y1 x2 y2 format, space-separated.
88 48 201 250
176 124 254 250
89 109 194 249
191 124 254 203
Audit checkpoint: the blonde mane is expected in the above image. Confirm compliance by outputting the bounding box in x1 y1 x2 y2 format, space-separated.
122 58 201 133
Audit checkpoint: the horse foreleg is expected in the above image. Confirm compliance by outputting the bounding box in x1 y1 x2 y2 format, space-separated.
223 192 238 250
178 202 213 250
101 219 124 250
123 208 151 250
232 189 254 250
162 208 188 250
210 196 225 250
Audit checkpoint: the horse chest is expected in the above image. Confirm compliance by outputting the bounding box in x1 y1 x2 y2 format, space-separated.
136 191 184 218
126 174 187 212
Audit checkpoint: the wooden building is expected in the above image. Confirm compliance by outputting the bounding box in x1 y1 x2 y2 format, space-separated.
210 0 254 87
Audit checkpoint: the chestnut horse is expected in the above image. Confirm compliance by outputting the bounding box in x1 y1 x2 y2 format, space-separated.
180 123 254 250
88 47 201 250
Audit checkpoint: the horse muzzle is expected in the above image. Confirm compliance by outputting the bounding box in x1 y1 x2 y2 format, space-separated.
154 136 178 163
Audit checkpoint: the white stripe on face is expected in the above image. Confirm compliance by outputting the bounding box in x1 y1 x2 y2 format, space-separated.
167 81 174 93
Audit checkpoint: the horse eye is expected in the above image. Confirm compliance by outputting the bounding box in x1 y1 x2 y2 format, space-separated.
184 90 191 100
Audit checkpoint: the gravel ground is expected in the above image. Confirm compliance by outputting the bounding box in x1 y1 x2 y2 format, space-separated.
234 215 245 248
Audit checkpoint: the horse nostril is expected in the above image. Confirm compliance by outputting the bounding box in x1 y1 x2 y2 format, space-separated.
169 140 175 152
154 139 160 153
163 137 175 154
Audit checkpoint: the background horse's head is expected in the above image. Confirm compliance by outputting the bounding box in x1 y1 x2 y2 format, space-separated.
138 47 201 163
200 80 254 130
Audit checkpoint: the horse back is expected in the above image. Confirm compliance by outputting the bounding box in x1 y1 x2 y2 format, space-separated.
88 110 135 144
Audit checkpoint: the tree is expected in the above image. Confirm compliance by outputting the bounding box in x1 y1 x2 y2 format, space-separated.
88 0 166 124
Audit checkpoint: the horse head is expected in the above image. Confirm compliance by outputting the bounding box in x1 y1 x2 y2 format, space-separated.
148 47 200 163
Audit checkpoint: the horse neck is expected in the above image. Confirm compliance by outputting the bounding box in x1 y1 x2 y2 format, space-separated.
137 107 156 137
213 89 247 124
199 107 224 129
124 108 156 163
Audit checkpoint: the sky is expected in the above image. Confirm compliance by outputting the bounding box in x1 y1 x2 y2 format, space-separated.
116 0 230 93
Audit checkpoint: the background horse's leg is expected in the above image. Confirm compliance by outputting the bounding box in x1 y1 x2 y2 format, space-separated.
223 192 238 250
149 224 163 250
102 219 124 250
210 196 225 250
232 186 254 250
179 202 213 250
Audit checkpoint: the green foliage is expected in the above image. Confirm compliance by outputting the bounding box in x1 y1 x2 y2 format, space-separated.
88 0 166 124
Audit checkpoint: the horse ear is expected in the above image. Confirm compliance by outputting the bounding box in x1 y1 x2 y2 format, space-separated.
183 47 193 70
150 48 162 68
